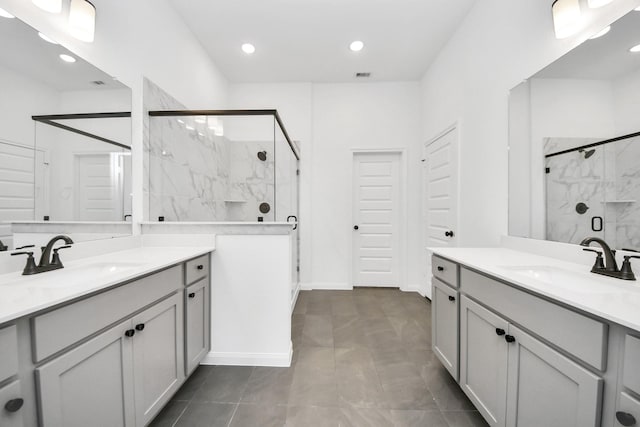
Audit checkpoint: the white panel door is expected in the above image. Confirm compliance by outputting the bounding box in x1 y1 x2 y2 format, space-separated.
424 127 458 298
352 152 401 287
75 153 123 221
0 142 36 223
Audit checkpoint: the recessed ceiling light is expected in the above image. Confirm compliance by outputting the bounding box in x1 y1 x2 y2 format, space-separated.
241 43 255 54
350 40 364 52
0 7 15 18
589 25 611 39
630 44 640 53
38 32 58 44
59 54 76 63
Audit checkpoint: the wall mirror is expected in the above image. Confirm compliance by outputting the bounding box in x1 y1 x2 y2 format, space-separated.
0 14 132 250
509 9 640 251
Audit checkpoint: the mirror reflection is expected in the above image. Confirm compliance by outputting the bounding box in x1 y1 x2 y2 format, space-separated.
509 10 640 250
0 14 132 250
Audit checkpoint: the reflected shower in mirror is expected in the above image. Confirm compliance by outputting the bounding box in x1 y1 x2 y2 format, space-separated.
509 9 640 250
0 13 132 250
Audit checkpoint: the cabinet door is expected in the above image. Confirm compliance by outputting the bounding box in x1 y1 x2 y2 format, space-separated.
432 278 459 380
460 296 509 427
505 324 603 427
36 319 135 427
132 293 184 426
185 278 210 375
0 381 25 427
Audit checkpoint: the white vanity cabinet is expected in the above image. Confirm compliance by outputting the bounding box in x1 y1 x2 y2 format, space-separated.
433 255 611 427
36 281 185 427
431 256 460 380
1 251 211 427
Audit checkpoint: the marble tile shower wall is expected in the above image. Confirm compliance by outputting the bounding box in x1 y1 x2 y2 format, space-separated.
143 79 277 222
545 136 640 249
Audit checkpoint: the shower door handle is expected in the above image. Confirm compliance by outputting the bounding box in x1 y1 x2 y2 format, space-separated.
591 216 603 232
287 215 298 230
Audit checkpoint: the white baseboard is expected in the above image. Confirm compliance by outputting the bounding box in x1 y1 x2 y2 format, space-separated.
201 342 293 367
300 282 353 291
400 283 429 298
291 282 301 314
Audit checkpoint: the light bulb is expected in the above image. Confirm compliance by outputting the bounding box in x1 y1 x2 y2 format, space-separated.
69 0 96 43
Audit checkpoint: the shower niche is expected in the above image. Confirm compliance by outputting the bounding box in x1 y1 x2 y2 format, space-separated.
544 134 640 248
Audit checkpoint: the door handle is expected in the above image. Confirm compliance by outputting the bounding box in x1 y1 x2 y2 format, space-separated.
445 230 455 237
353 225 359 230
287 215 298 230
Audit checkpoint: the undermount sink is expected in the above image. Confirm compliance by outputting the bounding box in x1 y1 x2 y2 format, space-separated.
66 261 145 276
499 265 609 293
2 261 147 290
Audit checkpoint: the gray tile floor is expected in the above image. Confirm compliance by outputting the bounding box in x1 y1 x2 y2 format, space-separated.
151 288 488 426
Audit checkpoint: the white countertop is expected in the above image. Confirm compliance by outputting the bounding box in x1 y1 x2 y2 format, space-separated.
430 247 640 332
0 246 214 325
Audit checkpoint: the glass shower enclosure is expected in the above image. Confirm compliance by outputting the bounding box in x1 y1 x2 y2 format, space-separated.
544 133 640 249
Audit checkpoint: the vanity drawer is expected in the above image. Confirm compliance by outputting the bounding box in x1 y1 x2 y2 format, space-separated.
432 255 458 288
461 267 607 371
0 325 19 383
185 255 209 285
32 265 182 362
617 392 640 427
623 334 640 395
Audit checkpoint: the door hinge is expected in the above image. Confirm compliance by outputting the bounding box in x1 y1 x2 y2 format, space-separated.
545 167 550 174
296 169 300 175
296 266 300 272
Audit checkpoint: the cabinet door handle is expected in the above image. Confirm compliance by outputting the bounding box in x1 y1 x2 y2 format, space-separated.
197 265 204 270
135 323 145 331
437 266 444 272
495 328 506 336
188 292 196 298
505 335 516 343
616 412 637 426
125 329 135 338
445 230 455 237
448 295 456 302
4 398 24 413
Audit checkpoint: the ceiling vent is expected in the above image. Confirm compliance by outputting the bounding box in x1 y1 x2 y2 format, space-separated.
355 72 371 78
91 80 106 85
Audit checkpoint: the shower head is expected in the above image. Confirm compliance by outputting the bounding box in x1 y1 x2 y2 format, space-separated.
257 151 267 161
578 148 596 159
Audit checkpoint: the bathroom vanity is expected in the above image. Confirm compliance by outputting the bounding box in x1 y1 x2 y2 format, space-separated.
431 247 640 427
0 246 213 427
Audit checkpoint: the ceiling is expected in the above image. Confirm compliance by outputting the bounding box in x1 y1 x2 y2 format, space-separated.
536 10 640 81
0 14 126 91
168 0 476 83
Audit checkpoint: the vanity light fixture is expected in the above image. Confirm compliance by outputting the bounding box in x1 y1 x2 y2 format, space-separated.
241 43 256 54
59 53 76 63
589 25 611 39
0 7 15 18
630 44 640 53
32 0 62 14
587 0 613 7
68 0 95 42
349 40 364 52
38 32 58 44
552 0 582 39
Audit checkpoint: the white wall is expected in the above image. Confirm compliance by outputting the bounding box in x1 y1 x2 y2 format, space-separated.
229 82 423 291
420 0 640 248
0 0 230 230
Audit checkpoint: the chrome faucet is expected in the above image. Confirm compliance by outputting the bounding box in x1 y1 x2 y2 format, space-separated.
580 237 637 281
11 235 74 275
